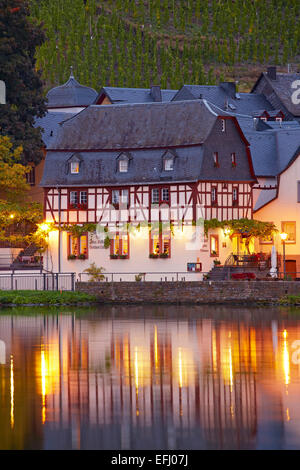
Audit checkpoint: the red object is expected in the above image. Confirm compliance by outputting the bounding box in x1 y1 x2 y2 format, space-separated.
10 7 20 13
231 272 256 280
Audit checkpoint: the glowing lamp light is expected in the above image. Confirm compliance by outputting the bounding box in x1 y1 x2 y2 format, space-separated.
224 227 231 236
280 232 288 242
9 214 15 219
38 223 51 234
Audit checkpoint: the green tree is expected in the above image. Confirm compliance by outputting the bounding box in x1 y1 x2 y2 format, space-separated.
0 0 47 164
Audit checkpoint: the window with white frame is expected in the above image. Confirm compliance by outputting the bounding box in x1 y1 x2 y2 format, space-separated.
70 191 78 206
70 161 80 174
112 189 129 206
211 187 217 205
162 188 169 202
221 119 226 132
151 188 160 204
69 190 87 209
232 186 238 205
164 158 174 171
112 190 119 205
119 159 128 173
80 191 87 206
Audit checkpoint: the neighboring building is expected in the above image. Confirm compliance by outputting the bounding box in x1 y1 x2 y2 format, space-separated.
94 86 177 105
41 100 256 277
252 66 300 122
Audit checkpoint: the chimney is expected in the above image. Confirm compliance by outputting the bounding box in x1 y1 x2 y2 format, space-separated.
150 85 162 102
219 82 236 99
267 66 277 80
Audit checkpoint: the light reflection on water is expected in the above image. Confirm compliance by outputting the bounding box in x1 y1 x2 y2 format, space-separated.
1 305 300 449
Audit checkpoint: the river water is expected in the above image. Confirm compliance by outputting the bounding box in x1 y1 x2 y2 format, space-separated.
0 304 300 450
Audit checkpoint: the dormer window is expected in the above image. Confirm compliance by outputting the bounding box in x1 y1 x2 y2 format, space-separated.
164 158 174 171
221 119 226 132
119 159 128 173
117 153 130 173
276 117 282 123
70 161 79 174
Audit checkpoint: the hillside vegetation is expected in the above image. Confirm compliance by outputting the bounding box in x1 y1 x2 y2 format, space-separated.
30 0 300 92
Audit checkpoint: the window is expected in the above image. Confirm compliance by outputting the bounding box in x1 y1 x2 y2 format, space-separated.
111 189 129 207
162 188 169 202
281 222 296 243
276 117 282 123
119 159 128 173
210 235 219 257
211 187 217 205
150 230 171 258
26 167 35 186
231 153 236 167
221 119 226 132
151 187 169 204
70 161 80 174
152 188 160 204
164 158 174 171
213 152 219 167
232 186 238 205
69 190 88 209
260 117 267 122
68 234 88 259
110 232 129 258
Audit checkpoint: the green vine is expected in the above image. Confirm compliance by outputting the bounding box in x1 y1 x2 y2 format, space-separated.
204 218 277 239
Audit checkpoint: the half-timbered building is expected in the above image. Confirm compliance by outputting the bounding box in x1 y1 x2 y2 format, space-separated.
41 99 256 277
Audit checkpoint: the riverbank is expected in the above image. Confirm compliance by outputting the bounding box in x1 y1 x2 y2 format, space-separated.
0 290 97 306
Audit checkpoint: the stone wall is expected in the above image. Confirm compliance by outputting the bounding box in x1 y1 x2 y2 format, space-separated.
76 280 300 304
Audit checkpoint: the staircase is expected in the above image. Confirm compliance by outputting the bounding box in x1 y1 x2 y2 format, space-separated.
10 243 43 271
208 265 232 280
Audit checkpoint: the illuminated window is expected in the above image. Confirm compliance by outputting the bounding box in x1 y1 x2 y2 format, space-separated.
281 221 296 243
210 235 219 257
70 161 79 174
150 230 171 257
110 232 129 258
68 234 88 259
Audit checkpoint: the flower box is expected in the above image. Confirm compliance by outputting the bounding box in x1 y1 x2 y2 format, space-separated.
159 253 169 258
78 253 87 260
68 254 77 260
110 254 119 259
149 253 159 259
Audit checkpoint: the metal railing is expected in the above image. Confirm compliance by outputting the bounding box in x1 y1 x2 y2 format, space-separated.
0 273 75 291
78 271 205 283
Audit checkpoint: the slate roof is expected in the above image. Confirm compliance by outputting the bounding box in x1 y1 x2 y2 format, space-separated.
46 71 97 108
254 178 277 212
172 84 274 115
95 87 177 104
34 112 76 147
252 72 300 117
40 146 206 187
237 117 300 177
49 100 218 150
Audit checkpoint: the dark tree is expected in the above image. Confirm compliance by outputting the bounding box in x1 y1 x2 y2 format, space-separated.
0 0 47 164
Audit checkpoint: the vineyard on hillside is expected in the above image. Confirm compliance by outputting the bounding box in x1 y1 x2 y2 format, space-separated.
30 0 300 92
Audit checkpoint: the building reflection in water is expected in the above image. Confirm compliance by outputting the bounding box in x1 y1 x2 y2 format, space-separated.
0 307 300 449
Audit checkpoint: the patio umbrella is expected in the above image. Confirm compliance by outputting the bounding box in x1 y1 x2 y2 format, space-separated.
270 245 277 278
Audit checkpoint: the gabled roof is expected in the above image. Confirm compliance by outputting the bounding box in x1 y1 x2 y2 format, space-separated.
46 70 97 108
237 116 300 177
252 72 300 117
94 87 177 104
49 100 218 151
172 84 274 115
34 112 76 147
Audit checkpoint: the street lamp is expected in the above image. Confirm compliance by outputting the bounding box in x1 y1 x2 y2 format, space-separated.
280 232 288 278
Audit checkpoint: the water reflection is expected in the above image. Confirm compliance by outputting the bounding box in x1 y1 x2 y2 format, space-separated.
0 305 300 449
